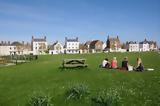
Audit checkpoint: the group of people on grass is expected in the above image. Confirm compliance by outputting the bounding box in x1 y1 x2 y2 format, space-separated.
101 57 144 72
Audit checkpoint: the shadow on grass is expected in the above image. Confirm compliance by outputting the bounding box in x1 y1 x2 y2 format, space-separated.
58 66 91 72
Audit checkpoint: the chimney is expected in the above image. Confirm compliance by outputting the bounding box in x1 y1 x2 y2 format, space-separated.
22 41 24 45
65 37 67 42
44 36 46 40
144 38 147 42
117 36 119 39
107 35 109 40
8 41 10 45
76 37 78 41
32 36 34 40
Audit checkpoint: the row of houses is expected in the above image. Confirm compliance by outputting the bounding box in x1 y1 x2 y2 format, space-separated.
126 39 158 52
0 41 31 56
0 36 158 56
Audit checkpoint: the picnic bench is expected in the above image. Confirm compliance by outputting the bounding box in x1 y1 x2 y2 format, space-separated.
62 59 88 68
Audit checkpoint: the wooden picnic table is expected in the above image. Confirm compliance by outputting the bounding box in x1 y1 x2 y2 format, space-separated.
62 59 88 68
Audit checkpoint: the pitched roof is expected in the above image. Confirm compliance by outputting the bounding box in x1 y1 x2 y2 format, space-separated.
49 45 54 50
11 41 23 46
32 36 47 42
140 39 157 45
127 41 138 44
49 41 63 50
107 36 120 42
65 37 78 42
79 44 88 50
90 40 101 46
33 38 46 42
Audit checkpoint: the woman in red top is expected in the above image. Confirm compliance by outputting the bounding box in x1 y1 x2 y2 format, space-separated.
111 57 118 69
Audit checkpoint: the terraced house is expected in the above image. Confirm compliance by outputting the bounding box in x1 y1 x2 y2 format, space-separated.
126 41 139 52
64 37 79 54
0 41 31 56
31 36 48 55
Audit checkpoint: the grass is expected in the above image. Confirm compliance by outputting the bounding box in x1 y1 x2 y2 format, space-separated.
0 52 160 106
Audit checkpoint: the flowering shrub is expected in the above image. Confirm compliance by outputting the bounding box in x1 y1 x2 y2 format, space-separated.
27 92 53 106
92 88 121 106
65 83 90 100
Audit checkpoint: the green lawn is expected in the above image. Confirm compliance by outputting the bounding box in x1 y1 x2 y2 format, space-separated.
0 52 160 106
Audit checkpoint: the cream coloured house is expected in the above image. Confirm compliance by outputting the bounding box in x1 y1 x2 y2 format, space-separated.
49 41 64 54
31 36 48 55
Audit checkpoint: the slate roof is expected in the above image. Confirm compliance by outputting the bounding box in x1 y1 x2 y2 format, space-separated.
126 41 138 44
65 37 78 42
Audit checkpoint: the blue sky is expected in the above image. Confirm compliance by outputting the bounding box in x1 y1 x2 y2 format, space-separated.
0 0 160 45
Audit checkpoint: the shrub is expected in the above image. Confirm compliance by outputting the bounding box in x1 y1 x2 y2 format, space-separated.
91 88 121 106
65 83 90 100
27 92 54 106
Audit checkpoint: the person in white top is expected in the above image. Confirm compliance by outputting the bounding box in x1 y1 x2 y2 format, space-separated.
101 58 110 68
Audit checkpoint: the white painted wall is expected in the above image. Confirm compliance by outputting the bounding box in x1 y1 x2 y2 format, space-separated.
139 43 149 51
128 44 139 52
32 41 48 55
65 42 79 54
0 46 16 56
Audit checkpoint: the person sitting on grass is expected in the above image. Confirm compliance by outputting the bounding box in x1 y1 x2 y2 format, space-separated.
135 58 144 72
121 57 128 70
101 58 110 68
111 57 118 69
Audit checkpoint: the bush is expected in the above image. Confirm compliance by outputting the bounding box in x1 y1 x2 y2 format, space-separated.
91 88 121 106
65 83 90 100
27 92 54 106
